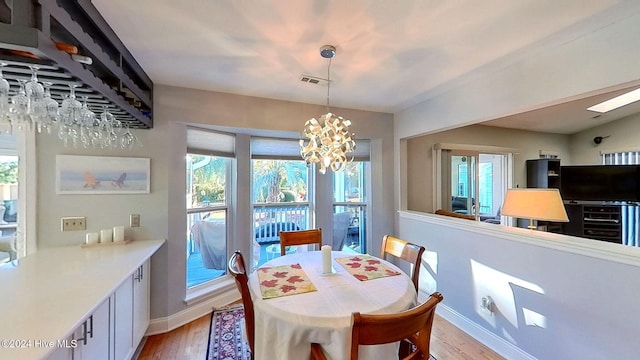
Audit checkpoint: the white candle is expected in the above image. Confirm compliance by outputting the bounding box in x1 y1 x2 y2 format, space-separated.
100 228 113 243
321 245 332 274
113 225 125 242
85 232 99 245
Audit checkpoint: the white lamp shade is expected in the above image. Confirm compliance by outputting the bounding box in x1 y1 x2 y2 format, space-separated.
501 188 569 222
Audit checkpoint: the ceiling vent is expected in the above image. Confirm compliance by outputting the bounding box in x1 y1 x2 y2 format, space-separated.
299 75 329 86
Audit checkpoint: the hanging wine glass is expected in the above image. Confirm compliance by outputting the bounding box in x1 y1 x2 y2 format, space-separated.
87 113 102 148
79 96 96 148
25 65 46 129
9 79 30 132
41 82 58 134
120 123 135 150
0 63 11 131
59 84 82 126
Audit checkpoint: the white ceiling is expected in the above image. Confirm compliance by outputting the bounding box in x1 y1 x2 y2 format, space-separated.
92 0 640 135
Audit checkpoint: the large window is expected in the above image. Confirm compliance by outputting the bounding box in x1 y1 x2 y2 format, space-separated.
186 128 234 289
251 138 311 266
0 132 21 264
332 140 370 253
333 161 368 253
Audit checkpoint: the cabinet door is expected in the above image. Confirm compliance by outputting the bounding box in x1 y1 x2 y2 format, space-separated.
132 261 150 346
74 298 110 360
46 341 73 360
114 275 134 360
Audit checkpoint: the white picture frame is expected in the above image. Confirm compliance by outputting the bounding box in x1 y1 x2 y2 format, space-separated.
56 155 150 194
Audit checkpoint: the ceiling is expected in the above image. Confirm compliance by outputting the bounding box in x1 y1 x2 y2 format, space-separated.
92 0 640 135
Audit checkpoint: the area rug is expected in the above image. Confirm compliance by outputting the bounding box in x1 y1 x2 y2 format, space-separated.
206 306 437 360
206 306 252 360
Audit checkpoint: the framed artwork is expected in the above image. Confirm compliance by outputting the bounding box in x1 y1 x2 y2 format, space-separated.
56 155 150 194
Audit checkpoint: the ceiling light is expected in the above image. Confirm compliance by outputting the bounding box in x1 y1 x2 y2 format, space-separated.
299 45 356 174
587 87 640 113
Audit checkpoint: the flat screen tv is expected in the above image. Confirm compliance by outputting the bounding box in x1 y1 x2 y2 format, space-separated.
560 165 640 202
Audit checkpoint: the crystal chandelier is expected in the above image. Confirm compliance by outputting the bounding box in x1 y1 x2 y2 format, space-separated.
300 45 356 174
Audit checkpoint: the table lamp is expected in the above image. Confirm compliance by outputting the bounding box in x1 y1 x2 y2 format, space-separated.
501 188 569 230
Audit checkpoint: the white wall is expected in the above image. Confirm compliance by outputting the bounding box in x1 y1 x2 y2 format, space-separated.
400 211 640 360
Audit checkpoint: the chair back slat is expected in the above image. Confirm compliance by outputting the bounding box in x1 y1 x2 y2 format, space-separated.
381 235 425 292
350 292 444 360
278 228 322 255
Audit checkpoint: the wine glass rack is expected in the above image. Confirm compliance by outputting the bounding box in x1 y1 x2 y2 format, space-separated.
0 0 153 129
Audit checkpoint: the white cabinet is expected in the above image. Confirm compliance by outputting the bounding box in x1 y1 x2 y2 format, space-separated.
114 275 134 360
72 297 111 360
45 260 152 360
133 260 150 346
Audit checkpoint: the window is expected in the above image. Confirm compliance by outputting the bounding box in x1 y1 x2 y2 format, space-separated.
186 128 234 289
333 140 370 253
602 150 640 246
251 138 312 266
0 131 21 263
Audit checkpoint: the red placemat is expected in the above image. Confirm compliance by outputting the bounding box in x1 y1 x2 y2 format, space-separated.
335 254 401 281
257 263 317 299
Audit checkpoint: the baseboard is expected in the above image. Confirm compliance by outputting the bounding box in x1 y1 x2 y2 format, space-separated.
437 304 537 360
146 289 240 336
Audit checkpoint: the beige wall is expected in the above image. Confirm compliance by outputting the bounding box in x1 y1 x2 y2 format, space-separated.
569 112 640 165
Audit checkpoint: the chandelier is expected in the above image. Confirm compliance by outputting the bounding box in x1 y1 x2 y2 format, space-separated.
300 45 356 174
0 63 142 150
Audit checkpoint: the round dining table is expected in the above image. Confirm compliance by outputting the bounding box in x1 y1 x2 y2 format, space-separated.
248 250 417 360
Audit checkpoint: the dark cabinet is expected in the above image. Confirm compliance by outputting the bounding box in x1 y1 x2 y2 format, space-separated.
562 204 622 244
526 159 561 189
526 159 562 231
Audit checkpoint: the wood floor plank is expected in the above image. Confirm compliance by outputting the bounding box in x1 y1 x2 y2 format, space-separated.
138 310 505 360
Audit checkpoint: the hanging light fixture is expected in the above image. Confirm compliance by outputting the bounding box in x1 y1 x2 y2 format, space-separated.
300 45 356 174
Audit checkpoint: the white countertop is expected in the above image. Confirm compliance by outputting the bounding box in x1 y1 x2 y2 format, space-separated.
0 239 165 359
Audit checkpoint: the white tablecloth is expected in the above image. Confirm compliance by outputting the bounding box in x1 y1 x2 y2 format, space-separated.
248 251 417 360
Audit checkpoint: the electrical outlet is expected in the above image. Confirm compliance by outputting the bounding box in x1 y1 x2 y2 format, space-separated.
61 217 86 231
481 296 494 315
130 214 140 227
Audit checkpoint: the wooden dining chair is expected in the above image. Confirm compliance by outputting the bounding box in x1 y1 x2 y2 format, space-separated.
278 228 322 256
228 250 255 359
381 235 425 292
310 292 443 360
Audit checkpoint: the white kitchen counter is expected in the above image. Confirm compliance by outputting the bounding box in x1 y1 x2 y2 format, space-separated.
0 239 164 359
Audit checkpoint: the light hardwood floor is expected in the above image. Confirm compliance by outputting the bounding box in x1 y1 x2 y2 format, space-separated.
137 312 505 360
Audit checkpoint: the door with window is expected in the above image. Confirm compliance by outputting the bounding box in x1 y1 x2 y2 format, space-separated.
436 145 511 222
